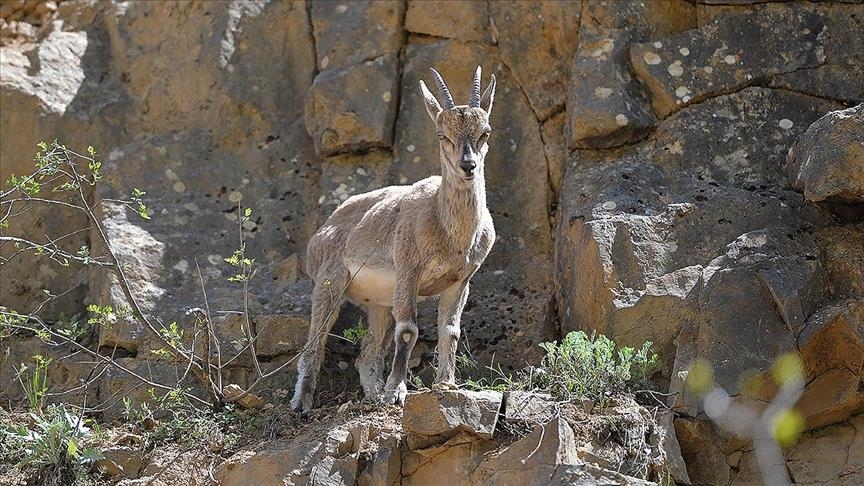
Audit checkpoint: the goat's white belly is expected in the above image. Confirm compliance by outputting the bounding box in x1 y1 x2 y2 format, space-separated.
346 266 397 306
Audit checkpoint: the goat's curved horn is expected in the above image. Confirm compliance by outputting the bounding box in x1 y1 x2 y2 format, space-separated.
468 66 482 108
430 67 455 110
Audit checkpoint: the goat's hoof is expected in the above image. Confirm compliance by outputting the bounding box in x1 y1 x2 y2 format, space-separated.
382 384 407 406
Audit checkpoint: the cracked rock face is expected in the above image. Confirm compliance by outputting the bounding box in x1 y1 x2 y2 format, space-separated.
2 2 864 483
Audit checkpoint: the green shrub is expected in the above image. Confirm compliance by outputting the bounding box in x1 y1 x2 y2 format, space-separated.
0 404 102 485
537 331 658 404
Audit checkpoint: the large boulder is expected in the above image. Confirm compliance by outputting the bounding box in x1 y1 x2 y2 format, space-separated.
787 103 864 204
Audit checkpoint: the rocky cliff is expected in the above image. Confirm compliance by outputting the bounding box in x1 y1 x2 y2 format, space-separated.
1 0 863 484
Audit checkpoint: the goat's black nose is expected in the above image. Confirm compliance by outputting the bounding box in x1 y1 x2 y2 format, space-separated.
460 160 476 175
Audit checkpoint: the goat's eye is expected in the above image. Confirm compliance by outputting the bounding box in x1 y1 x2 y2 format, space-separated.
437 131 453 146
477 129 491 145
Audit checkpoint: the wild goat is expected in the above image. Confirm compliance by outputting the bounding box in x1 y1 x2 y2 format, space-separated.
291 66 497 412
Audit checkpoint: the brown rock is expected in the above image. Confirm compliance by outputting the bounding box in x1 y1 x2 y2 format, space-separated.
675 418 733 485
94 446 143 479
402 390 502 450
815 224 864 300
305 54 400 156
657 411 691 485
252 314 309 359
472 417 580 485
405 0 489 43
786 413 864 484
490 1 581 120
787 103 864 203
796 300 864 429
581 0 696 38
310 0 403 71
403 439 494 486
357 435 401 486
222 383 265 410
568 28 656 149
541 112 567 204
630 6 826 118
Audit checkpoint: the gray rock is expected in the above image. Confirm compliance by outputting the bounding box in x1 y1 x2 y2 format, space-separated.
787 103 864 203
769 3 864 103
556 146 826 371
654 87 842 187
568 28 656 149
631 5 826 118
402 390 502 450
305 54 400 156
504 391 557 425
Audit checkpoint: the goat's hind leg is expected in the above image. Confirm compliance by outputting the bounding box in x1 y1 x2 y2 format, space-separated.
356 304 394 401
291 269 348 412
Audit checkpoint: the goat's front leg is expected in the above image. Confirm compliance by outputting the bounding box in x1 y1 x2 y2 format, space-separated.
435 279 470 385
383 269 420 405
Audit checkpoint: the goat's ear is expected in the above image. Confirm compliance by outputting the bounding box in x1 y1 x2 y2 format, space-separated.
480 74 496 117
419 80 442 124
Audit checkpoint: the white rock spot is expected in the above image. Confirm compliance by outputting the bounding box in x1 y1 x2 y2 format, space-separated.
653 41 663 49
335 4 348 13
228 191 244 203
157 146 167 156
724 55 737 65
703 66 714 74
173 260 189 273
667 61 684 77
594 86 613 99
779 119 794 130
675 86 691 98
320 56 329 69
679 47 690 56
643 51 662 65
382 91 391 102
615 114 629 127
172 181 186 193
165 168 178 181
406 144 416 152
601 201 617 210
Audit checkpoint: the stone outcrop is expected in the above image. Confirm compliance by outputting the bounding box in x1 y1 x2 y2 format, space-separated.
787 103 864 204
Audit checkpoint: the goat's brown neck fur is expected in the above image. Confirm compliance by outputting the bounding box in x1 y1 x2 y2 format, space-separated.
438 166 487 252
